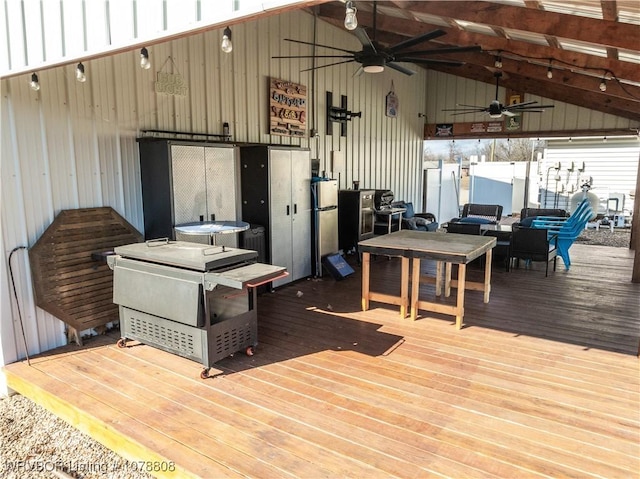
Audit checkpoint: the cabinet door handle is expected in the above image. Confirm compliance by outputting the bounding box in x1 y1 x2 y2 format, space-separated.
294 204 297 214
286 205 290 216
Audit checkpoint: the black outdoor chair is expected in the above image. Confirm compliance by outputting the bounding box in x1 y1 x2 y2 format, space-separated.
509 225 558 277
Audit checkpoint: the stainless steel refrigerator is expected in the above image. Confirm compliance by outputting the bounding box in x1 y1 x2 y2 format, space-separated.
312 179 339 276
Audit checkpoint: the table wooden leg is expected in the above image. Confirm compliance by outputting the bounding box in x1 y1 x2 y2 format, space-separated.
445 262 452 297
435 261 443 296
484 248 493 303
455 263 467 330
410 258 421 320
361 252 370 311
400 257 409 318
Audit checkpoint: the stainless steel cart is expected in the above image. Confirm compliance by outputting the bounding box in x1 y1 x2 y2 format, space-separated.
107 240 287 378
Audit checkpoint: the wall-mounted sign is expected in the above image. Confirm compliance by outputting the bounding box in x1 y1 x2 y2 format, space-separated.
269 78 307 137
155 72 188 96
435 124 454 137
385 81 398 118
505 115 521 131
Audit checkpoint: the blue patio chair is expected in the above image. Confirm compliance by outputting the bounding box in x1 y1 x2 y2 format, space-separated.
530 198 594 270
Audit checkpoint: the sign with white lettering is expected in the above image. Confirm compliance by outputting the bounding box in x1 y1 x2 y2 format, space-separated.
269 78 307 137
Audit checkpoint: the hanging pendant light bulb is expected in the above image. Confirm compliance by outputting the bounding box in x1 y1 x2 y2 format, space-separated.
140 47 151 70
221 27 233 53
546 63 553 79
494 55 502 68
344 1 358 30
76 62 86 82
599 77 607 91
30 73 41 91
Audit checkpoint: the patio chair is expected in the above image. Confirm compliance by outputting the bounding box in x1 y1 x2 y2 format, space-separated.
530 198 594 270
517 208 567 227
450 203 503 225
391 201 438 232
510 225 558 277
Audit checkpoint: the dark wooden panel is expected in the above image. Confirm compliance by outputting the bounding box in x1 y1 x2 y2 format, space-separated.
29 207 142 333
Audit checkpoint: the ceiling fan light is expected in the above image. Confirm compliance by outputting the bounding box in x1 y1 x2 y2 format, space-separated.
489 113 502 119
344 2 358 30
363 64 384 73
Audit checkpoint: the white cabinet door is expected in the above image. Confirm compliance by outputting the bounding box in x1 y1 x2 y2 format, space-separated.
290 150 311 282
269 149 294 287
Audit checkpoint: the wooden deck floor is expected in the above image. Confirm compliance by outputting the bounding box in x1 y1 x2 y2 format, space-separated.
4 243 640 478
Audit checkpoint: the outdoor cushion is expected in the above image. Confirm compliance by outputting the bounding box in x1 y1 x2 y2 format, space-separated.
458 216 495 225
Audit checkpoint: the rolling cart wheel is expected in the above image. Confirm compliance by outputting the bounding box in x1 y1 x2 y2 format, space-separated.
116 338 127 348
246 346 255 357
200 368 210 379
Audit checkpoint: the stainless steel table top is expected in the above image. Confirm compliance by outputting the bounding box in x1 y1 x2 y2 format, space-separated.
175 220 250 236
114 240 257 271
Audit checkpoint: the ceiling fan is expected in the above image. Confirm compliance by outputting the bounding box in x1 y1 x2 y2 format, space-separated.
443 71 555 118
272 1 481 76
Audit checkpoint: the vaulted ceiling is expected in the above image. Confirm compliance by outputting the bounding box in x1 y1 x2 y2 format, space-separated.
310 0 640 121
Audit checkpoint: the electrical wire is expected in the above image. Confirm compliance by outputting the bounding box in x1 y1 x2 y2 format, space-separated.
8 246 31 365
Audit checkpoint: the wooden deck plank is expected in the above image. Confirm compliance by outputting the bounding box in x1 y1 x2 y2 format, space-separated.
4 243 639 478
3 365 232 479
248 332 636 477
74 346 385 479
31 351 304 479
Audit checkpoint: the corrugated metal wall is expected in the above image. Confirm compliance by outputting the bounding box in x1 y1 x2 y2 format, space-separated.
0 0 276 76
424 71 635 132
0 10 426 371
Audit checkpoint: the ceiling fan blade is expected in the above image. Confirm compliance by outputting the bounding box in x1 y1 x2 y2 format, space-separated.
456 104 487 108
388 29 447 53
442 107 485 112
300 60 356 72
407 45 482 55
284 38 356 54
511 104 555 110
450 111 481 116
386 62 416 76
506 100 538 108
353 66 364 77
502 110 516 117
353 27 377 53
397 57 465 67
272 55 353 59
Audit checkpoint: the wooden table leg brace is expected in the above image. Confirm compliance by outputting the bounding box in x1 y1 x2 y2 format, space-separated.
410 250 493 329
361 252 410 317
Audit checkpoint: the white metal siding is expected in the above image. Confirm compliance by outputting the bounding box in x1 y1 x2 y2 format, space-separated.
543 139 639 213
0 10 426 373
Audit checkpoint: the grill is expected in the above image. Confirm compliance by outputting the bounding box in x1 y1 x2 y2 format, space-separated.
107 239 286 378
374 189 394 210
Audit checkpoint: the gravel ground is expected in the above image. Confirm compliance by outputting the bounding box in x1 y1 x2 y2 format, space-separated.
0 226 633 479
1 395 155 479
574 226 632 248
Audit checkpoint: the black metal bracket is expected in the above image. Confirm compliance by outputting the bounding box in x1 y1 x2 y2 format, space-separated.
326 91 361 137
